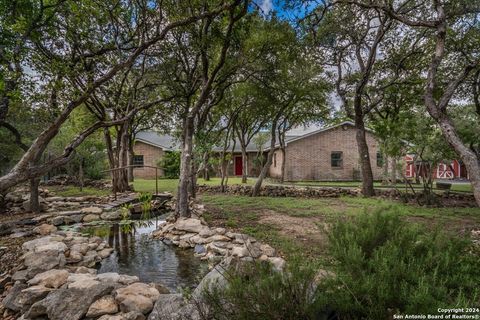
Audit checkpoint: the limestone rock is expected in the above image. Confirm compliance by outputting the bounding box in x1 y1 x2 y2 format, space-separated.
63 214 85 224
2 282 28 311
71 243 89 255
28 269 69 288
268 257 286 271
101 210 121 220
86 295 118 317
50 216 65 226
34 241 67 253
147 294 185 320
115 283 160 314
98 248 114 258
192 264 228 299
97 272 120 283
25 282 114 320
116 283 160 301
24 250 66 277
83 214 100 222
81 206 103 214
174 218 208 234
259 244 276 257
117 294 153 314
33 224 57 235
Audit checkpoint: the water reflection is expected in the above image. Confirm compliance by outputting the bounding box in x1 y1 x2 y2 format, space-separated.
81 219 208 292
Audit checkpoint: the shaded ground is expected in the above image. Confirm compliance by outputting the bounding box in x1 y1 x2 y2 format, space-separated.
200 194 480 260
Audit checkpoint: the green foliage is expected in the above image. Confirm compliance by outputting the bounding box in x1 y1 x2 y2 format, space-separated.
157 151 181 179
197 259 326 320
319 209 480 319
198 207 480 320
138 192 152 220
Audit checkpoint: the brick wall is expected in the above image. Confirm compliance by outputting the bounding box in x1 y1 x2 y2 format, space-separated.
269 125 384 181
132 141 165 179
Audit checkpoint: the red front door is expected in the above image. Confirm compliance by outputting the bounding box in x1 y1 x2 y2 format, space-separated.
234 156 243 176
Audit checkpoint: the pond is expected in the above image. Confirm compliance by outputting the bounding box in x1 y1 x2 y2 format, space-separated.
72 217 208 292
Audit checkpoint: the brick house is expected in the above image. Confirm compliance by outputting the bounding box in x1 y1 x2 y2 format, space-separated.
133 121 384 181
267 121 384 181
132 131 178 179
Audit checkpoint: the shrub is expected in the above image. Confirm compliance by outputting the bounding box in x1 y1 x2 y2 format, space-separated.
196 209 480 320
196 259 329 320
318 208 480 319
158 151 181 178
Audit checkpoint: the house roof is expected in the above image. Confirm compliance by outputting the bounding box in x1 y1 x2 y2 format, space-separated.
135 131 179 151
135 121 367 153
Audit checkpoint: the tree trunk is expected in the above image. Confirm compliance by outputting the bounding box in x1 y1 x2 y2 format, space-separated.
128 138 134 182
29 177 40 213
280 147 286 184
252 121 277 197
435 117 480 206
177 116 194 217
354 113 375 196
390 157 397 186
382 153 389 185
190 153 197 199
79 157 84 192
203 151 210 181
241 146 247 184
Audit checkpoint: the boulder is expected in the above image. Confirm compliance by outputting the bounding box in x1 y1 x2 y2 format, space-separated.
63 214 85 224
14 285 53 312
28 269 69 288
83 214 100 222
115 283 160 314
33 224 57 235
50 216 65 226
69 279 101 290
174 218 209 234
101 210 121 221
231 246 249 258
25 282 115 320
34 241 67 253
22 236 53 251
117 294 153 314
259 244 276 257
98 248 114 258
0 222 14 236
86 295 118 318
24 250 66 277
147 294 185 320
116 283 160 301
97 272 120 283
192 264 228 299
268 257 286 271
81 206 103 214
2 282 28 311
71 243 89 255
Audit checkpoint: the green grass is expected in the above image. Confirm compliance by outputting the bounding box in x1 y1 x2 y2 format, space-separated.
133 177 255 194
47 185 111 197
201 194 480 259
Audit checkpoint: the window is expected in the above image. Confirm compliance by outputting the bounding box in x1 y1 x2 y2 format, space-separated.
133 155 144 166
273 153 277 167
376 152 384 167
331 151 343 168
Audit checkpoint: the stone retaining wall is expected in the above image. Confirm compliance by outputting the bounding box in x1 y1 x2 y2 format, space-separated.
196 184 476 203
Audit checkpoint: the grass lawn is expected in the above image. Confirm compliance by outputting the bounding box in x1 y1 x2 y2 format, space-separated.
283 180 473 193
133 177 254 194
200 194 480 260
47 185 111 197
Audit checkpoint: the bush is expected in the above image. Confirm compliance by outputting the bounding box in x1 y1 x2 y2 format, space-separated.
196 209 480 320
158 151 181 178
196 259 329 320
318 208 480 319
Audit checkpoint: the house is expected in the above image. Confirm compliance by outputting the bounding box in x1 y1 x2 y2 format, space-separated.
132 131 178 179
132 121 385 181
268 121 384 181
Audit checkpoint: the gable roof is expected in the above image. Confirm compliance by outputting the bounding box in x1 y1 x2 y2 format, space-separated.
135 121 372 153
135 131 179 151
